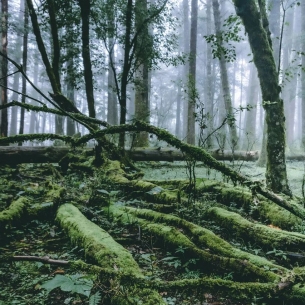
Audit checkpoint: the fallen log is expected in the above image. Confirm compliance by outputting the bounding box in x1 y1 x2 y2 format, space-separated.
0 146 260 163
1 146 305 164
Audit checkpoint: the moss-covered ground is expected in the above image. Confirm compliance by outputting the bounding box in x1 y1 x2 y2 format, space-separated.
2 159 305 304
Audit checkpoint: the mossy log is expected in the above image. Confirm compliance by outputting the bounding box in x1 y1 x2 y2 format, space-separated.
116 206 288 275
110 206 283 283
0 182 65 229
56 203 166 305
0 197 30 228
0 146 264 163
205 207 305 251
197 179 302 230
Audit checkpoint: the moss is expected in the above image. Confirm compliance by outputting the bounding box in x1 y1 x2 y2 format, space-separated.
158 278 278 301
121 207 287 275
57 203 140 275
205 207 305 252
110 206 280 283
0 197 29 227
56 204 165 305
197 179 301 229
44 182 65 207
104 160 179 204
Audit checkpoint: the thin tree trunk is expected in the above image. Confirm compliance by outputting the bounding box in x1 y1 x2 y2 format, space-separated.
182 0 190 140
175 74 182 139
212 0 238 149
107 41 118 125
18 1 28 145
301 0 305 148
119 0 133 148
10 0 24 136
186 0 198 145
0 0 8 138
78 0 95 118
242 64 259 150
66 60 76 136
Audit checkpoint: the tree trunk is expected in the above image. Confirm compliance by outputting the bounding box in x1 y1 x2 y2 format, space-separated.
78 0 95 118
302 0 305 148
257 0 281 165
0 0 8 139
242 63 259 150
203 0 214 148
234 0 291 195
66 59 76 136
212 0 238 149
186 0 198 145
175 73 182 139
182 0 190 140
119 0 133 148
18 1 28 144
134 0 150 147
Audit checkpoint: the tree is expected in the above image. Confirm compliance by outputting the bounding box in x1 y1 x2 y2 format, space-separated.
0 0 8 138
133 0 151 147
18 0 29 143
233 0 291 195
302 0 305 148
78 0 96 119
186 0 198 145
212 0 238 149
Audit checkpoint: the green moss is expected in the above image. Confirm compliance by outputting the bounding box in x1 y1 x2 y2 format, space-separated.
121 207 287 275
56 204 165 304
197 179 301 229
205 207 305 252
158 278 278 301
57 203 140 275
0 197 29 227
110 206 280 282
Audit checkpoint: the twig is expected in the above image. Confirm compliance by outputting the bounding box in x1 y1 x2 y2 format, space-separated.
13 255 69 266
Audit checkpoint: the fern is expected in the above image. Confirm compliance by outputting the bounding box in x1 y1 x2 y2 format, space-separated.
89 292 102 305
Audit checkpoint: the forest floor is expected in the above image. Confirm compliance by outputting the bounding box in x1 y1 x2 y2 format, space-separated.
1 159 305 305
141 160 305 198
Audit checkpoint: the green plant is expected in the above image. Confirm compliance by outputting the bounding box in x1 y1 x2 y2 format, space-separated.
266 248 287 261
41 273 94 298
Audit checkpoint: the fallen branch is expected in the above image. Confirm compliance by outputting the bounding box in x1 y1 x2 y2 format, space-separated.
13 255 69 265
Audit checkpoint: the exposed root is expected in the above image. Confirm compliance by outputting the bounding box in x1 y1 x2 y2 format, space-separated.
56 203 166 305
205 207 305 251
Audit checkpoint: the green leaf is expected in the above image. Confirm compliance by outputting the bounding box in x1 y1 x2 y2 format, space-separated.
97 189 110 195
41 274 93 297
89 292 102 305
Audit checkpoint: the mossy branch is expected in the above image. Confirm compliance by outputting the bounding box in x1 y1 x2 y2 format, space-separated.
73 121 305 219
0 133 75 146
0 101 109 128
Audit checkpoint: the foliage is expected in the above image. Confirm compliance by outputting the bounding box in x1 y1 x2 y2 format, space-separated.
41 274 94 297
204 14 244 62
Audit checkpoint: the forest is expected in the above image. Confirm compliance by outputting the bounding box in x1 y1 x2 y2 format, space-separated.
2 0 305 304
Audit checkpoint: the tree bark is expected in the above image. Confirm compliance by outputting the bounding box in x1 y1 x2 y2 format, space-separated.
234 0 291 195
78 0 95 118
212 0 238 149
186 0 197 145
134 0 150 147
302 0 305 148
0 0 8 138
18 0 28 144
